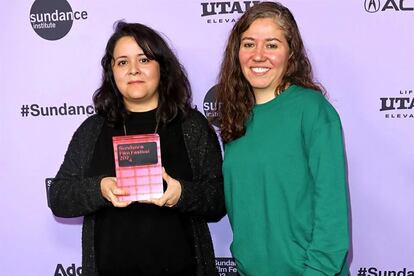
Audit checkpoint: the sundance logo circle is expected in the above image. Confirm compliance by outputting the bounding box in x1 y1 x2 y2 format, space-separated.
203 85 221 128
29 0 87 40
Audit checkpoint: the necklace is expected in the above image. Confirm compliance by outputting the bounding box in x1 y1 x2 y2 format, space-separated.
123 117 160 136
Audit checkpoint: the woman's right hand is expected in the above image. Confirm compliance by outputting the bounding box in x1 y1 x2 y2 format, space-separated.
100 177 131 207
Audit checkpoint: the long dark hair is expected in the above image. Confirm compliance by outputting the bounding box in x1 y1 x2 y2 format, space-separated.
93 21 192 126
217 1 324 143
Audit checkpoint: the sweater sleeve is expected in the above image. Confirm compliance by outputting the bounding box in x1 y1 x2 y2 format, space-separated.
175 110 226 222
302 100 349 275
49 117 110 218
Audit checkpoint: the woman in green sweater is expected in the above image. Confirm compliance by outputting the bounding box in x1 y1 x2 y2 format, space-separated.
217 2 349 275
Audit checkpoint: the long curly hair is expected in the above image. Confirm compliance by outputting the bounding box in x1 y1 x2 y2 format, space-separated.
93 21 192 126
217 1 324 143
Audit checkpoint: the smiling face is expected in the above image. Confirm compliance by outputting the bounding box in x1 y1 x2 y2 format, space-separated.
238 17 290 104
112 36 161 112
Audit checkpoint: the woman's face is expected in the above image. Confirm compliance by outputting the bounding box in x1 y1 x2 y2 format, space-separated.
238 17 290 104
112 36 160 112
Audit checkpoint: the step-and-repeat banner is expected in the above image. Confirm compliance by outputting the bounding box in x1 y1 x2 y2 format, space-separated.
1 0 413 275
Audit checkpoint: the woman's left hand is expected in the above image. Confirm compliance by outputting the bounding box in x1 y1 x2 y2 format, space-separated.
149 168 182 208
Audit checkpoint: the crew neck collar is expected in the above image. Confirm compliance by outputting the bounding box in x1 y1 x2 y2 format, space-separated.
253 85 298 111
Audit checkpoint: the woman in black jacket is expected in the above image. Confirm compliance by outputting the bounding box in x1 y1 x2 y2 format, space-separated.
50 21 225 276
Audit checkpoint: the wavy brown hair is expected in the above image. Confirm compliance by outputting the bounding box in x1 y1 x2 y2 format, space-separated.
217 1 324 143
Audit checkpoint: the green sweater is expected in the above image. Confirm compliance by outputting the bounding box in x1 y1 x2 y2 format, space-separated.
223 85 349 276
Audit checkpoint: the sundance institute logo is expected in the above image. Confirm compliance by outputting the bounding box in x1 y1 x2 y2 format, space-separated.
203 85 221 127
30 0 88 40
200 1 260 23
380 89 414 119
364 0 414 13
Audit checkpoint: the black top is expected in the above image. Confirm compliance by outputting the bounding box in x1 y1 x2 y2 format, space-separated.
86 109 196 276
50 109 225 276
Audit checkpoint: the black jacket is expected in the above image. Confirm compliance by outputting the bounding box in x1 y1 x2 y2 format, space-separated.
50 109 226 276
